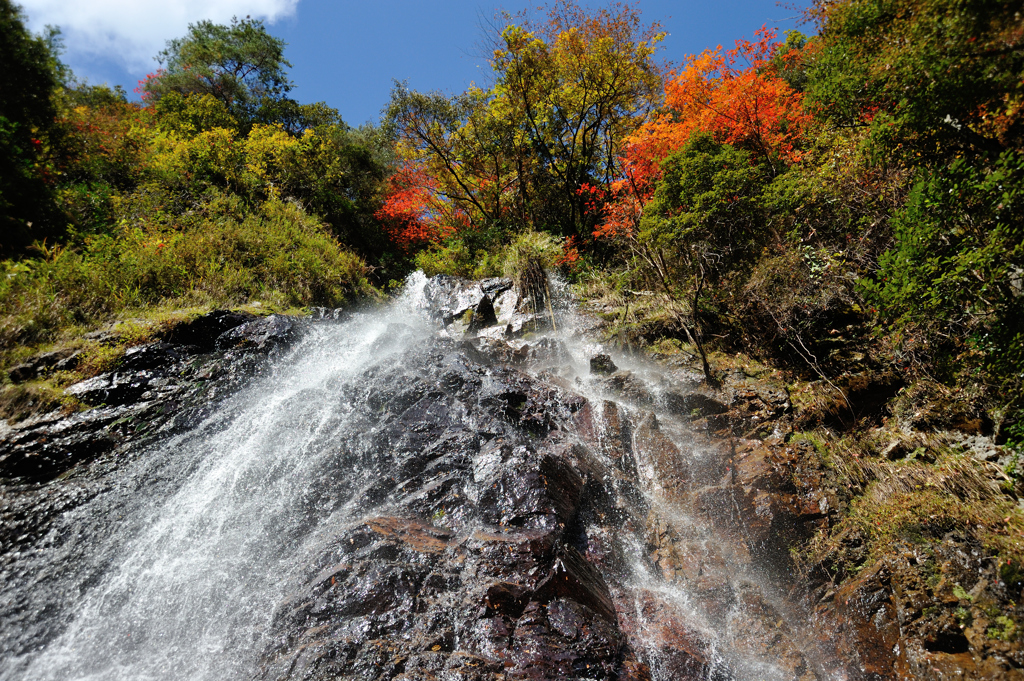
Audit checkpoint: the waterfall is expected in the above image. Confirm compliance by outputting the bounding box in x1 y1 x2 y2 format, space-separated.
0 272 840 681
2 279 433 681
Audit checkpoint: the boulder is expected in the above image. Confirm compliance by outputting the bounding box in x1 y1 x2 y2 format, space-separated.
165 309 257 350
590 354 618 376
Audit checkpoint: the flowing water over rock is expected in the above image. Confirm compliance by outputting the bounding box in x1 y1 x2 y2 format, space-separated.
0 273 854 680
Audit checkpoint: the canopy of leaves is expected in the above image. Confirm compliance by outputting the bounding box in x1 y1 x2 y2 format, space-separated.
599 29 810 238
140 16 293 126
385 0 664 249
0 0 59 131
489 1 665 235
638 134 768 280
805 0 1024 157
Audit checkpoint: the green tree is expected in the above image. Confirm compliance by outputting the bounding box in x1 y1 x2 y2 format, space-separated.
633 135 768 382
141 16 293 126
639 135 767 262
0 0 63 253
277 121 395 258
863 151 1024 407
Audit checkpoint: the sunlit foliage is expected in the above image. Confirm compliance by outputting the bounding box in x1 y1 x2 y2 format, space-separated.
385 0 664 250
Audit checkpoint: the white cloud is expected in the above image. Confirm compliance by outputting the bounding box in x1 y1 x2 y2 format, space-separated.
19 0 299 74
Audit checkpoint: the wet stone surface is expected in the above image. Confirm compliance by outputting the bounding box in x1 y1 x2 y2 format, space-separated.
0 310 295 486
0 308 310 604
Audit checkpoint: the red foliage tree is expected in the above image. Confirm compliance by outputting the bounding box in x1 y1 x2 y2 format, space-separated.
374 161 459 248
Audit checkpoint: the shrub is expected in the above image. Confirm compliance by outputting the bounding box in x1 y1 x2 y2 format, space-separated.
0 195 373 349
861 150 1024 399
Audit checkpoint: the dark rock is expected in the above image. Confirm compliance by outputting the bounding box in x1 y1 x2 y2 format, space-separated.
468 293 498 331
664 391 729 419
617 589 716 680
64 374 114 403
590 354 618 376
598 370 655 406
632 412 688 503
2 314 303 483
65 371 159 407
480 277 514 298
6 349 79 383
7 363 36 383
83 329 116 345
477 446 584 529
0 406 122 481
216 314 296 351
53 350 82 372
166 309 257 350
815 561 906 678
120 341 182 372
7 274 973 680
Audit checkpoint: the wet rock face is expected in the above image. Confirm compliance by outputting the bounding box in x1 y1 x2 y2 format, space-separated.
245 279 868 681
590 354 618 376
424 274 557 340
0 310 296 485
0 308 310 579
249 327 628 681
808 535 1024 680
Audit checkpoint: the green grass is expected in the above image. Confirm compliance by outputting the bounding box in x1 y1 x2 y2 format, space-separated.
1 195 374 347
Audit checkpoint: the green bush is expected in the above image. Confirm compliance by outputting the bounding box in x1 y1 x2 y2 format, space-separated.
862 150 1024 397
639 134 767 267
412 238 477 278
0 194 373 348
412 229 563 283
500 230 563 282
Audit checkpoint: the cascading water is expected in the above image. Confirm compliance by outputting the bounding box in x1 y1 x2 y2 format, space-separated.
0 271 842 680
524 280 843 681
1 278 434 681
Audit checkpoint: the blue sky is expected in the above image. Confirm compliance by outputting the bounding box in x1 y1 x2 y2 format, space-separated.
20 0 811 126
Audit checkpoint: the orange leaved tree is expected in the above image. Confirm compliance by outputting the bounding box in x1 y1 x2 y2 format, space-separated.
598 28 811 238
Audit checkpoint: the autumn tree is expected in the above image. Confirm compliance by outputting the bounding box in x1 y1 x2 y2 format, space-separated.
590 29 811 382
385 0 664 250
599 28 810 238
384 86 518 244
488 1 664 236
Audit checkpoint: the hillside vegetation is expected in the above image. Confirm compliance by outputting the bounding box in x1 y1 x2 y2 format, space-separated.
2 0 1023 474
